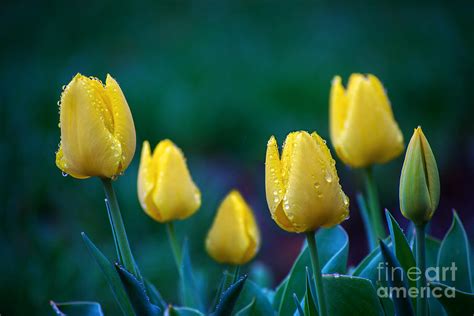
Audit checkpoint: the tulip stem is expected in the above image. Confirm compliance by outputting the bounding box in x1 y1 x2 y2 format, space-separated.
232 265 241 283
101 178 139 277
415 224 427 316
364 167 385 240
306 231 328 316
166 222 182 270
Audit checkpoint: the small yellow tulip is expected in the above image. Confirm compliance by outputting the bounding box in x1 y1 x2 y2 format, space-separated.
265 131 349 233
56 73 136 179
399 127 440 225
137 140 201 223
330 74 404 168
205 190 260 264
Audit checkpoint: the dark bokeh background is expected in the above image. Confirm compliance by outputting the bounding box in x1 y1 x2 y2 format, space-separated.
1 1 473 314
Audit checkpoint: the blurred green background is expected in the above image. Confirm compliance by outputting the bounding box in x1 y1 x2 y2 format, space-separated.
1 1 473 314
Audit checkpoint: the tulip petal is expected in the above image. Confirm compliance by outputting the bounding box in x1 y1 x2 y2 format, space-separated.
330 76 349 144
151 142 201 222
206 191 259 264
418 128 440 217
337 75 404 167
57 74 122 178
137 141 162 221
105 75 136 173
265 136 294 231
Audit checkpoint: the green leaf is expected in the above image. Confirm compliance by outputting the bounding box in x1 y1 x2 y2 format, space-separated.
180 239 204 311
166 306 205 316
293 293 304 316
210 270 234 313
277 226 348 316
429 282 474 315
385 210 417 309
352 237 391 283
144 279 167 311
272 276 287 309
50 301 104 316
115 263 161 316
379 240 414 316
81 232 134 316
323 275 384 316
356 193 376 250
438 210 472 293
233 279 274 316
212 275 248 316
235 298 256 316
304 268 318 316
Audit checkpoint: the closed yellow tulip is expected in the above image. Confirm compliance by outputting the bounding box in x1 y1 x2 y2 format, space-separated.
265 131 349 233
330 74 404 168
399 127 440 225
56 73 136 179
138 140 201 223
206 190 260 264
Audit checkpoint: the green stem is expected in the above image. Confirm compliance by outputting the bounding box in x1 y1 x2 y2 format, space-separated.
232 265 241 283
166 222 182 271
415 224 426 316
306 231 328 316
356 193 377 250
364 167 385 240
101 178 138 276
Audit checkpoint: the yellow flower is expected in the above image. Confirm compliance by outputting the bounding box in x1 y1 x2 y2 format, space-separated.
205 190 260 264
330 74 404 168
137 140 201 223
56 73 136 179
399 127 440 225
265 131 349 233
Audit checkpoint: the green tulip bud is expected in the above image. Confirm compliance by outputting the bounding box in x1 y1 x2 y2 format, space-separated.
399 127 440 225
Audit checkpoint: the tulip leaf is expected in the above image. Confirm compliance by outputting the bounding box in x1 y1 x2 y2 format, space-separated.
235 298 256 316
437 210 472 293
233 279 274 316
166 306 205 316
144 279 167 311
115 263 161 316
277 226 348 316
323 274 384 316
50 301 104 316
293 293 304 316
209 270 234 312
272 276 288 309
379 240 414 316
352 237 391 283
385 210 417 309
81 232 135 316
180 239 204 311
429 282 474 315
303 268 318 316
212 275 247 316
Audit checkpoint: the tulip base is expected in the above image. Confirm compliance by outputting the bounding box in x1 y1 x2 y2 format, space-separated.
306 231 328 316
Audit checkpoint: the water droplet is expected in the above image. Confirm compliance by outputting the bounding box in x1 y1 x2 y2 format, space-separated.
62 85 66 90
314 181 320 189
274 197 279 203
343 195 349 206
61 172 68 177
324 171 333 183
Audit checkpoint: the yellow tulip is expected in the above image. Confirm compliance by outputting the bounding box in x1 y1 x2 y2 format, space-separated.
206 190 260 264
330 74 404 168
265 131 349 233
138 140 201 223
399 127 440 225
56 73 136 179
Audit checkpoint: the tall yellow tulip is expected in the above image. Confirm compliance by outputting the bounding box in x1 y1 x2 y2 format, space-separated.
206 190 260 265
137 140 201 223
265 131 349 233
330 74 404 168
56 73 136 179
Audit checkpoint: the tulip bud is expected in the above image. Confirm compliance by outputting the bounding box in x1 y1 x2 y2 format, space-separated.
137 140 201 223
399 127 440 225
265 131 349 233
330 74 404 168
206 190 260 264
56 74 136 179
